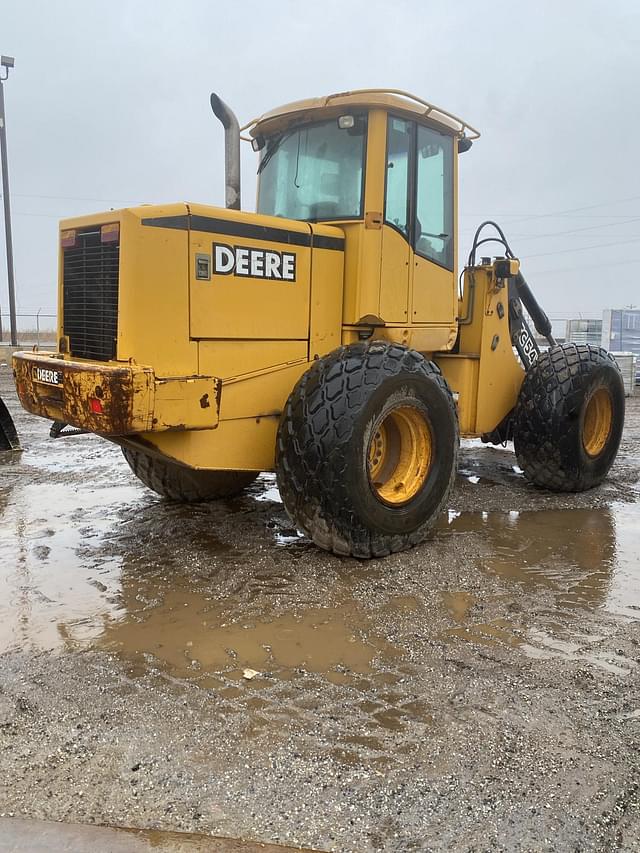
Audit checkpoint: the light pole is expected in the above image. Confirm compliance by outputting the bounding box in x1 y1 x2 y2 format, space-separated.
0 55 17 346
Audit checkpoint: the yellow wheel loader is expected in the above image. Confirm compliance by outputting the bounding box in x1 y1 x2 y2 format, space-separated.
13 89 625 557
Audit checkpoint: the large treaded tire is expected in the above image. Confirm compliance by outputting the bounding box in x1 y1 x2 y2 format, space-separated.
275 341 459 558
513 343 625 492
122 446 257 502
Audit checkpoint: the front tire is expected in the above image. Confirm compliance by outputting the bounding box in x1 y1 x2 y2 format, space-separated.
122 446 258 502
513 343 625 491
276 342 459 558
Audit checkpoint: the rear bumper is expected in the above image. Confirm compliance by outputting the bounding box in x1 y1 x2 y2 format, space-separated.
12 352 220 436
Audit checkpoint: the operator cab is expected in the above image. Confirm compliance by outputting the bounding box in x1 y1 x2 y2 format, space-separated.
256 109 454 271
249 90 478 348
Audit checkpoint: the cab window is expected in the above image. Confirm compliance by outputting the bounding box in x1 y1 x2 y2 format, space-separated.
415 125 453 270
384 117 411 236
384 115 455 271
257 117 367 222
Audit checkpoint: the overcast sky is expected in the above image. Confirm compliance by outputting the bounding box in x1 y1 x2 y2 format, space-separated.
1 0 639 325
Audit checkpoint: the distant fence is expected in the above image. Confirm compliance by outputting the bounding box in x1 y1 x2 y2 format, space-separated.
0 312 57 347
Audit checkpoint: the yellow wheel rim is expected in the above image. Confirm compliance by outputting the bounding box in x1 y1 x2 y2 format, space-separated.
367 405 433 505
582 387 613 458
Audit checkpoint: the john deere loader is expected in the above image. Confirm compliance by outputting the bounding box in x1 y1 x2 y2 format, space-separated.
13 89 625 557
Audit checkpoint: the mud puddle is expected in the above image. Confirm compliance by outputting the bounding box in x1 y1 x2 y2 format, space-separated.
435 504 640 674
1 446 638 685
0 480 140 650
436 504 640 616
99 598 393 682
0 470 397 684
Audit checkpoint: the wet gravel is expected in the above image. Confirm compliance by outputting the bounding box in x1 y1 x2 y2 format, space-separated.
1 365 639 851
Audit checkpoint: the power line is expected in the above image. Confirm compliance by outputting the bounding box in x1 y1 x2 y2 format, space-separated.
526 236 640 259
12 210 64 218
1 191 146 204
517 217 640 241
461 215 640 240
462 211 640 220
528 256 640 276
460 192 640 224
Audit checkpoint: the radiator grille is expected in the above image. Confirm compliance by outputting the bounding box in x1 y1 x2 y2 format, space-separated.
63 229 119 361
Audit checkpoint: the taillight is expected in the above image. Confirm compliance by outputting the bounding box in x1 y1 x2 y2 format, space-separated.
100 223 119 243
60 229 76 248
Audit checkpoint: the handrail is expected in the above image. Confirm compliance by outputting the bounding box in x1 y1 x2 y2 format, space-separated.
326 89 480 139
241 88 480 140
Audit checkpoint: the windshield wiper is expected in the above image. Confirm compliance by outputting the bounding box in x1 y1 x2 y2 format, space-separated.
257 131 289 174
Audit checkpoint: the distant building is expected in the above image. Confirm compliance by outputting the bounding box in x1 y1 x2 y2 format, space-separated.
601 309 640 386
602 309 640 353
528 309 638 389
566 318 602 347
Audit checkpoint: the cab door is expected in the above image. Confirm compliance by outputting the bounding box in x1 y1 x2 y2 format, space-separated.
411 125 456 325
380 116 411 323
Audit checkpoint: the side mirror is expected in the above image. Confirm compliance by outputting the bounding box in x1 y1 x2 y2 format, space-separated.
458 136 473 154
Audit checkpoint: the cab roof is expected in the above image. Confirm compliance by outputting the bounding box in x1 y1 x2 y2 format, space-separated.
245 88 480 141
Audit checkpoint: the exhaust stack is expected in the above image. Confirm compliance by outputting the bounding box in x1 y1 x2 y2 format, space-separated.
210 93 241 210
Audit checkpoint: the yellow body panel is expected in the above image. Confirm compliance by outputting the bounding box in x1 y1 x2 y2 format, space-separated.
340 225 366 324
189 207 312 341
197 339 307 379
221 362 309 421
411 255 457 325
380 226 410 322
433 355 479 436
340 110 386 325
131 418 278 472
56 204 199 376
119 206 197 375
436 265 525 436
308 237 345 358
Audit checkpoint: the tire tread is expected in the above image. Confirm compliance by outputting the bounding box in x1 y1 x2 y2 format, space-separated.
122 446 257 502
514 343 624 491
276 342 458 558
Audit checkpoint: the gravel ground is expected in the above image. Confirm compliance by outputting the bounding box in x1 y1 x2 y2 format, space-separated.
0 365 639 852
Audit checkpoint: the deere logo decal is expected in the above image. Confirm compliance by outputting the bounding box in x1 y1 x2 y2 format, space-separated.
212 242 296 282
32 366 62 385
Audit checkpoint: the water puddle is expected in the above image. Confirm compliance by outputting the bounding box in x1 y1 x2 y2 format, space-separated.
97 597 392 681
436 504 640 674
437 504 640 618
0 473 396 683
0 481 139 651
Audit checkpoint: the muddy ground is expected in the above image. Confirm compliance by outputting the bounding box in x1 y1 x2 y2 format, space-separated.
0 364 639 852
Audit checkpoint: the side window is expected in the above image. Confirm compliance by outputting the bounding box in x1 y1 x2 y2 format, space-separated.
415 125 454 270
384 117 411 236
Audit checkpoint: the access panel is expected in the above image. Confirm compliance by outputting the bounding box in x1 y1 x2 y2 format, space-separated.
189 206 312 341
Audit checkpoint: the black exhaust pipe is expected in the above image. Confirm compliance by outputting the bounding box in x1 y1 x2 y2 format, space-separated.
210 93 241 210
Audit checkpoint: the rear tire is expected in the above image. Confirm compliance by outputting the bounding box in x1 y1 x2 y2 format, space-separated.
513 343 625 491
276 342 458 558
122 446 257 502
